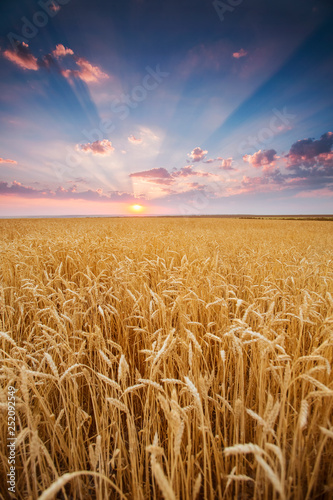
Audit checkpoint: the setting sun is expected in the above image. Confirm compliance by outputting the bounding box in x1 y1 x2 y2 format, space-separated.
130 204 144 213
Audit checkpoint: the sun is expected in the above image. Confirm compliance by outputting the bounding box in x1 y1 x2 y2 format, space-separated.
130 204 144 213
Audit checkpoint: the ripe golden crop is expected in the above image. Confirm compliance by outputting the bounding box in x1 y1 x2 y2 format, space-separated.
0 217 332 499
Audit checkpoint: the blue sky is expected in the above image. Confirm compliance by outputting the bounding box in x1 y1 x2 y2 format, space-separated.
0 0 332 215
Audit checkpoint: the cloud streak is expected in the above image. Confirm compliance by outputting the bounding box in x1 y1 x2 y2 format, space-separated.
0 157 17 164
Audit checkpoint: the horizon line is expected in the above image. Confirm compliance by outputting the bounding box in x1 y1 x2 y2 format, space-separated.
1 214 333 220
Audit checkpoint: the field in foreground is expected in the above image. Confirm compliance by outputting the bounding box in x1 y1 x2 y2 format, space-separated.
0 217 332 500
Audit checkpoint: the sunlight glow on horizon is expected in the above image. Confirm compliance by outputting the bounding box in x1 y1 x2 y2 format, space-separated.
130 204 144 213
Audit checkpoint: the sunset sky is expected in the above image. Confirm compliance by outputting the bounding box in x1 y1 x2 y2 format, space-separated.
0 0 333 216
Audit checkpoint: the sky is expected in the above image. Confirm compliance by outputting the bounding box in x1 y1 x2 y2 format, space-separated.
0 0 333 216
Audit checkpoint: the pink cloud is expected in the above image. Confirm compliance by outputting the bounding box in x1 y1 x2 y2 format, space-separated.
219 158 234 170
317 152 333 168
173 165 215 178
188 147 208 162
204 157 224 164
0 157 17 164
62 57 109 83
233 48 248 59
3 43 39 71
3 42 109 85
130 165 217 188
52 44 74 59
243 149 277 169
130 167 173 184
76 139 114 155
237 174 284 195
128 135 143 144
173 165 195 177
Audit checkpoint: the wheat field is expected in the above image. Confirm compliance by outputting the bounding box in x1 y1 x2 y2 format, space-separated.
0 217 332 500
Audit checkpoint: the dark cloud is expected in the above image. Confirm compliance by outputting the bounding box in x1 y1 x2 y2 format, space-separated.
285 132 333 178
288 132 333 162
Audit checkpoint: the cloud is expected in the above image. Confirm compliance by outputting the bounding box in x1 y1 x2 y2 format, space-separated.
130 167 173 184
139 127 160 142
0 157 17 164
284 132 333 181
203 157 223 164
76 139 115 155
67 177 88 184
243 149 278 168
128 135 143 144
127 133 333 200
3 42 109 84
173 165 215 178
219 158 234 170
130 167 171 179
0 181 144 203
3 43 39 71
52 44 74 59
62 57 109 83
233 48 248 59
108 191 146 202
188 147 208 162
129 165 217 189
286 132 333 168
317 152 333 169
